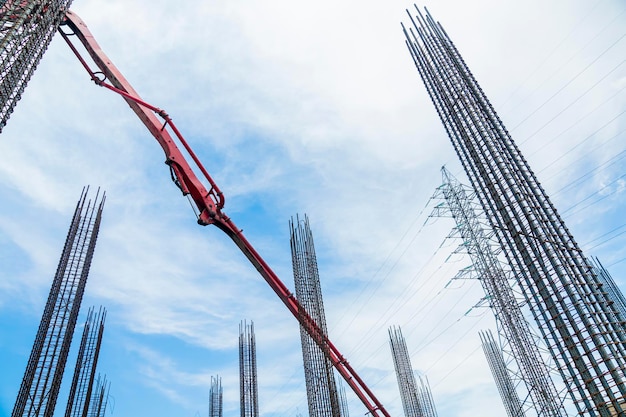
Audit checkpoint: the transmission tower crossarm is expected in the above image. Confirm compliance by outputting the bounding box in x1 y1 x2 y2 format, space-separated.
58 10 389 417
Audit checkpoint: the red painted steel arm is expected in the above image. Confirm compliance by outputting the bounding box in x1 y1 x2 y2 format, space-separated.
59 11 390 417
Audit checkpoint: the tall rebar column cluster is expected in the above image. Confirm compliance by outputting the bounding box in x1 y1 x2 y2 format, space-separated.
432 167 566 416
0 0 73 132
389 326 435 417
480 329 524 417
64 306 107 417
239 320 259 417
209 375 223 417
403 7 626 415
289 215 342 417
12 188 105 417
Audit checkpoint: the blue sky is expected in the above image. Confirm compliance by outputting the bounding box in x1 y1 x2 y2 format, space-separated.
0 1 624 416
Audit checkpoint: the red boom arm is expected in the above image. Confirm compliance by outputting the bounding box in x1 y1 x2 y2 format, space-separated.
59 10 390 417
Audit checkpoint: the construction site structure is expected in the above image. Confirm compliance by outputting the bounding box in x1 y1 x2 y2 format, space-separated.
209 375 223 417
86 374 109 417
239 320 259 417
0 0 74 132
337 379 350 417
389 326 438 417
431 167 566 416
416 376 438 417
403 7 626 415
64 306 107 417
12 188 105 417
480 329 524 417
592 257 626 321
290 215 342 417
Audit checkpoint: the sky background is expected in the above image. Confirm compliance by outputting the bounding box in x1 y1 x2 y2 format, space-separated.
0 1 624 416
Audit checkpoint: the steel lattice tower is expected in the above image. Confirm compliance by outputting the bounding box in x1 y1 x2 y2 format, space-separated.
239 320 258 417
432 167 566 416
209 375 223 417
64 306 106 417
403 7 626 415
388 326 422 417
0 0 73 132
12 188 105 417
289 215 342 417
481 329 524 417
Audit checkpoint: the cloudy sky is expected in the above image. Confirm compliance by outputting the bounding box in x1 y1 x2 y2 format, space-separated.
0 0 624 416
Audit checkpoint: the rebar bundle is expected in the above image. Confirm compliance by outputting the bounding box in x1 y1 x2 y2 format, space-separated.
403 7 626 415
433 167 566 416
0 0 73 132
481 329 524 417
239 320 258 417
209 375 223 417
388 326 422 417
290 215 342 417
12 188 105 417
64 306 107 417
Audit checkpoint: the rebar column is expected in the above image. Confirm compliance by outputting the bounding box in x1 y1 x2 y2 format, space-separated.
239 320 258 417
290 215 342 417
64 306 106 417
403 7 626 415
0 0 74 132
209 375 223 417
416 375 438 417
481 329 525 417
591 257 626 322
87 374 109 417
388 326 421 417
337 379 351 417
12 187 105 417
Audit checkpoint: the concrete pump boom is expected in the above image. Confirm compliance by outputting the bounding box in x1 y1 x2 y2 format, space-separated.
58 10 390 417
